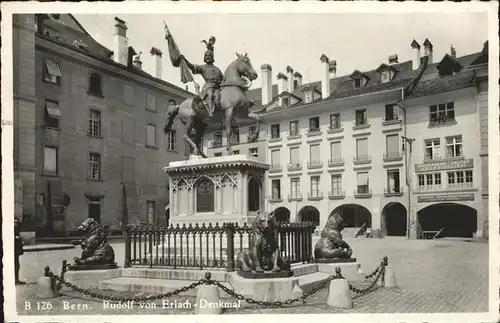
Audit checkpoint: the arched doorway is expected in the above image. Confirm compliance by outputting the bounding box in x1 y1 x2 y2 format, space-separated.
381 202 407 236
330 204 372 228
298 205 320 227
417 203 477 239
248 176 261 212
273 207 290 223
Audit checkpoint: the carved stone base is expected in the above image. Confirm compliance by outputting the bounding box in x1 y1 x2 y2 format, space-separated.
236 270 293 279
64 268 122 289
67 263 118 271
229 272 302 302
314 258 357 264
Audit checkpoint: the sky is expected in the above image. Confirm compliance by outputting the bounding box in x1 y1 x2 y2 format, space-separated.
74 13 488 92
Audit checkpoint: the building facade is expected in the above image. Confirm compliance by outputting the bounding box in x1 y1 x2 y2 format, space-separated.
13 14 193 238
204 39 489 240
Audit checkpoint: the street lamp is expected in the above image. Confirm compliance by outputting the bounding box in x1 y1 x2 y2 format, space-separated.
395 104 415 239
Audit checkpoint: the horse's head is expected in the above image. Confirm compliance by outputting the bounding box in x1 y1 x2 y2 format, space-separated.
78 217 100 233
235 52 258 83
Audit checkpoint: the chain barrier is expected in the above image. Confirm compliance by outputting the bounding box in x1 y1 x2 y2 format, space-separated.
46 256 389 307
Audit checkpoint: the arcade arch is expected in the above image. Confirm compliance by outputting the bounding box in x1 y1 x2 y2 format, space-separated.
381 202 407 236
417 203 477 239
298 205 320 227
330 204 372 228
273 207 291 223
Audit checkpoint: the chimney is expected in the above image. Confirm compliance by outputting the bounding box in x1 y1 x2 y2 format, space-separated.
133 52 142 69
150 47 163 79
127 46 137 68
423 38 433 64
450 44 456 59
194 83 200 95
286 66 294 92
293 71 303 87
113 17 128 65
388 54 399 64
329 60 337 78
320 54 331 99
277 72 288 95
410 39 421 70
261 64 273 106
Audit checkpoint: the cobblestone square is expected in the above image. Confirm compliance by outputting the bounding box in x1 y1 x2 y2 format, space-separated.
15 238 490 315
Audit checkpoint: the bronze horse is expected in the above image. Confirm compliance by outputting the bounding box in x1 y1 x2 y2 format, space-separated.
163 53 261 156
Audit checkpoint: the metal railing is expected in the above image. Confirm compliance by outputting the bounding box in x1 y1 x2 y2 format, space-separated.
307 160 323 168
328 157 345 166
124 222 315 271
328 190 345 199
288 161 302 170
384 187 403 195
307 191 323 200
353 155 371 163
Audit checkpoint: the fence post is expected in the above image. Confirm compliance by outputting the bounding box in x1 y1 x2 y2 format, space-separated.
124 226 131 268
226 223 235 272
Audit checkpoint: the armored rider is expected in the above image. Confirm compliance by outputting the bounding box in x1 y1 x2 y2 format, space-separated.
180 37 224 118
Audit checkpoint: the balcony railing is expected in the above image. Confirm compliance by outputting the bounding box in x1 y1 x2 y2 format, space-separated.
353 120 370 129
269 164 283 173
327 124 343 133
306 128 322 137
288 162 302 171
382 115 402 125
286 130 301 139
328 157 345 167
448 182 474 190
307 191 323 201
383 152 404 162
354 188 372 198
328 190 346 199
307 160 323 169
269 134 282 142
423 155 444 162
269 195 283 203
384 187 404 197
416 182 474 192
288 193 303 202
353 155 371 165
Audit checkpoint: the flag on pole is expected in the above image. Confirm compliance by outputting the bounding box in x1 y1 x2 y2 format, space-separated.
164 21 195 84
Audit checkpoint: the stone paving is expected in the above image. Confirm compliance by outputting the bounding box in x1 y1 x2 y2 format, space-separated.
13 238 490 315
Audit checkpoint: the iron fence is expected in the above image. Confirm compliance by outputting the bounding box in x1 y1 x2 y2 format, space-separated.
123 222 315 271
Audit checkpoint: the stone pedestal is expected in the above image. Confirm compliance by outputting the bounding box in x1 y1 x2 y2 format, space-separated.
228 272 303 302
64 268 122 289
164 155 269 227
317 262 361 281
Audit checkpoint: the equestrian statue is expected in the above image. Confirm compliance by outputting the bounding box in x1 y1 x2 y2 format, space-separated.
163 23 263 157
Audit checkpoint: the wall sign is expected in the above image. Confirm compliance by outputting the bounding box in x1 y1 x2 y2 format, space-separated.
415 158 473 173
417 193 475 203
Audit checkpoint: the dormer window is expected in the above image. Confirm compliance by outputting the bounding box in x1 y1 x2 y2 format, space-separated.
381 71 390 83
350 70 369 89
282 97 290 108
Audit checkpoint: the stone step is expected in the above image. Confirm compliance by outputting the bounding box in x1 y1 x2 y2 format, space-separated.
99 277 234 297
298 272 331 294
120 268 231 282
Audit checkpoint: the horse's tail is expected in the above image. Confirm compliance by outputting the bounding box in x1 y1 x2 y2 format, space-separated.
163 104 180 134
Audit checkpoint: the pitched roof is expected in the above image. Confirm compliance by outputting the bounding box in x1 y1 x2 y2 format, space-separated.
40 14 193 96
